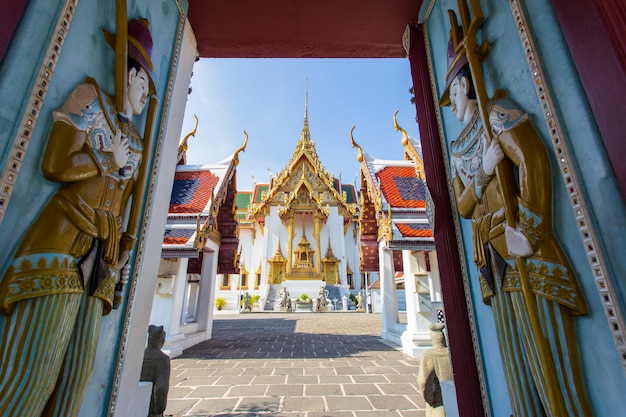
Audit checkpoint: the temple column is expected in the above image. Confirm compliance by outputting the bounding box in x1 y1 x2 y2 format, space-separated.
314 214 321 273
379 241 399 344
286 216 294 273
400 250 433 357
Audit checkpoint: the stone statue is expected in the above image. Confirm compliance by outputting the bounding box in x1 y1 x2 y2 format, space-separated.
318 286 329 309
243 292 251 312
274 286 291 311
140 325 171 417
416 324 453 417
439 12 591 416
0 18 156 416
355 292 364 311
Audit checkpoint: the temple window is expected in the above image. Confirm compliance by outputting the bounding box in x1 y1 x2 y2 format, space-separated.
220 274 230 289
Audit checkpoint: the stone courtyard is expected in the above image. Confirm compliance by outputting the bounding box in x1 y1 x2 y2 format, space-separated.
165 312 426 416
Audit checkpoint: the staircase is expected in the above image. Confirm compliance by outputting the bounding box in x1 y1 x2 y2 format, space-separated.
265 284 281 310
324 285 343 310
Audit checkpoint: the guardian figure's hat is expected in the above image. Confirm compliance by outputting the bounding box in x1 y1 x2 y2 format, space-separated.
104 18 155 84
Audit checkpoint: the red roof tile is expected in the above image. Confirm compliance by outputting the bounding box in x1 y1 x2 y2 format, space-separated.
163 228 195 245
169 170 219 214
376 166 426 208
396 223 434 238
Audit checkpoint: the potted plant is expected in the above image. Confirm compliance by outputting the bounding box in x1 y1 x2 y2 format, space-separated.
215 297 227 310
295 293 313 312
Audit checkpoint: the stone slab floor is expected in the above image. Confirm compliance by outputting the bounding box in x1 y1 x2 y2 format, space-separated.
165 312 426 417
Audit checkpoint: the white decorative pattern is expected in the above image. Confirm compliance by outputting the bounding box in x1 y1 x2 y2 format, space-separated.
510 0 626 373
0 0 78 224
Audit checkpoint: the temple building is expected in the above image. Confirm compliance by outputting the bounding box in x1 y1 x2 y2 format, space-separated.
351 113 441 356
151 121 246 357
2 2 626 416
214 102 363 312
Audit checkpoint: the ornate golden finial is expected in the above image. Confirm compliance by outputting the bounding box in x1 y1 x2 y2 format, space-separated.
232 130 248 166
349 126 364 162
394 110 425 180
393 110 407 146
178 114 198 161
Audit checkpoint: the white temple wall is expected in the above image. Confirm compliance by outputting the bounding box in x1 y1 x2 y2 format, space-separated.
151 258 188 342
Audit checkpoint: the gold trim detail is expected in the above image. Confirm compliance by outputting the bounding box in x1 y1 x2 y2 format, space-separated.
510 0 626 372
0 0 79 225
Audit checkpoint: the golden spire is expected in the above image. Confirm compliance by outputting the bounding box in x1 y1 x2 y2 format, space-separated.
304 77 309 130
298 78 312 145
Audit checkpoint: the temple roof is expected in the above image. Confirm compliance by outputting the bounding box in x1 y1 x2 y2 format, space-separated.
162 135 247 258
351 121 433 252
248 96 358 221
376 166 427 209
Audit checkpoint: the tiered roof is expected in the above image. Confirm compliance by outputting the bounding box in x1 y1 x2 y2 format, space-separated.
247 95 358 225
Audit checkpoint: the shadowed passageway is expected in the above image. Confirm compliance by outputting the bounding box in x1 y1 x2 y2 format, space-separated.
165 313 426 416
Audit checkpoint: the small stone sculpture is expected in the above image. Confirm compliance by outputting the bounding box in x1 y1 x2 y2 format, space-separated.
140 325 171 417
356 292 364 311
243 292 251 312
318 286 329 310
416 323 453 417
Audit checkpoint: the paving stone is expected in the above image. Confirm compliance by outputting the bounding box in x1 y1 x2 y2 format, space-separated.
376 383 418 395
178 376 219 386
189 385 229 398
318 375 352 384
334 366 366 375
215 375 255 385
251 374 287 384
274 367 304 375
226 384 269 397
286 374 318 384
342 383 382 395
385 374 418 383
367 394 417 410
305 384 343 396
266 383 304 396
187 397 238 414
326 394 374 411
167 386 194 398
352 374 389 384
234 396 281 412
281 395 326 411
164 398 199 415
353 411 403 417
241 366 275 376
362 366 394 375
308 412 353 417
304 367 335 375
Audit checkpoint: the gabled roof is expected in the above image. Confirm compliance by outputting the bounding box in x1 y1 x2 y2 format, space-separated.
162 134 247 258
351 121 433 250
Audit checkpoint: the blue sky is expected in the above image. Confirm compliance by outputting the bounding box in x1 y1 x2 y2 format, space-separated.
181 58 420 191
